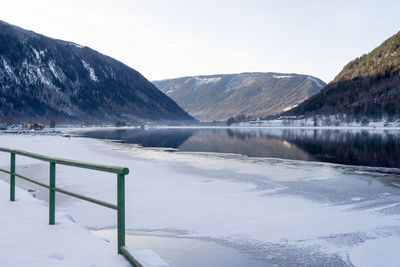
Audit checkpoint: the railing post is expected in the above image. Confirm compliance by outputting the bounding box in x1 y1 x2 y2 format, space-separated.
49 162 56 225
117 173 125 254
10 153 15 201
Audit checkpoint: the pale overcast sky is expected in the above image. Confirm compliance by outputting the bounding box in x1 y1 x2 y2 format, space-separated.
1 0 400 83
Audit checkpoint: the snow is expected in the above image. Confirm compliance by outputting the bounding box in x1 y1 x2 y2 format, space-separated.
0 134 399 266
31 46 41 60
349 236 400 267
0 139 169 267
235 116 400 128
283 104 298 112
48 61 58 79
307 76 325 88
273 74 293 79
36 67 52 86
1 56 19 84
81 60 98 82
48 61 66 82
21 59 37 84
0 179 129 267
224 73 262 91
66 42 84 49
129 249 169 267
189 77 221 87
1 56 13 73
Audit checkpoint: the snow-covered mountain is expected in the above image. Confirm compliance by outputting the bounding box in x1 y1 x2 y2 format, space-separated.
0 21 194 124
153 73 326 121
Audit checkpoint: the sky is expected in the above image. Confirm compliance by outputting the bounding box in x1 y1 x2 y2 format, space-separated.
1 0 400 83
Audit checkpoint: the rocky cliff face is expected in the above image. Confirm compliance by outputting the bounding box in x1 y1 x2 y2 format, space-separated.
154 73 325 121
285 30 400 120
0 21 194 124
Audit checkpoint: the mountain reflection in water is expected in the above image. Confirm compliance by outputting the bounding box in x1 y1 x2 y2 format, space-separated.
75 128 400 168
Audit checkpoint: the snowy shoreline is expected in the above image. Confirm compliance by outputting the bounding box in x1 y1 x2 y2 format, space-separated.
0 134 399 266
64 124 400 131
1 124 399 141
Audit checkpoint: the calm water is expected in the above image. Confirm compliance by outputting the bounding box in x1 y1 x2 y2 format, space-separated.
75 127 400 168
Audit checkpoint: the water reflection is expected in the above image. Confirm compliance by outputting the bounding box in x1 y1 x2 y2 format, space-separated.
76 128 193 149
279 129 400 168
179 129 312 161
75 128 400 168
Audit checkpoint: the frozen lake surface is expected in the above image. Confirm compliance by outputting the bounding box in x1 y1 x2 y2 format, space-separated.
0 131 399 266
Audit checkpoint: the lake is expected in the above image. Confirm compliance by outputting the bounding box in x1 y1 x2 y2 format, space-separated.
74 127 400 168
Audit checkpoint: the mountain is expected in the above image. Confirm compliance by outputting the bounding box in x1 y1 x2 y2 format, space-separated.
153 73 325 121
285 31 400 121
0 21 194 124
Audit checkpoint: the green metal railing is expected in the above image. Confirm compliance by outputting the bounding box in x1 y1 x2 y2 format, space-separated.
0 147 142 267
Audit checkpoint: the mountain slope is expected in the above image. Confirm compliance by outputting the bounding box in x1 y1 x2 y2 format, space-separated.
0 21 194 124
153 73 325 121
285 31 400 120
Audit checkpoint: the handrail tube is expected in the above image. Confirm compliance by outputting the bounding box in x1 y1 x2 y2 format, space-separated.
0 169 116 209
9 169 50 189
0 147 129 175
55 187 118 210
120 246 142 267
10 153 15 201
49 162 56 225
117 173 125 254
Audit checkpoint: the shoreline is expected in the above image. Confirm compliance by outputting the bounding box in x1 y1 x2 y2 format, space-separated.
2 124 400 136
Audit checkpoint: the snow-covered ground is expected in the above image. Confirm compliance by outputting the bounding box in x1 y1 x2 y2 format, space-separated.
0 179 129 267
0 134 399 266
0 135 169 267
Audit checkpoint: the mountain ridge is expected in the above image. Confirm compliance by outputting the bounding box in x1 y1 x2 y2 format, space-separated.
154 72 326 121
0 20 194 124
